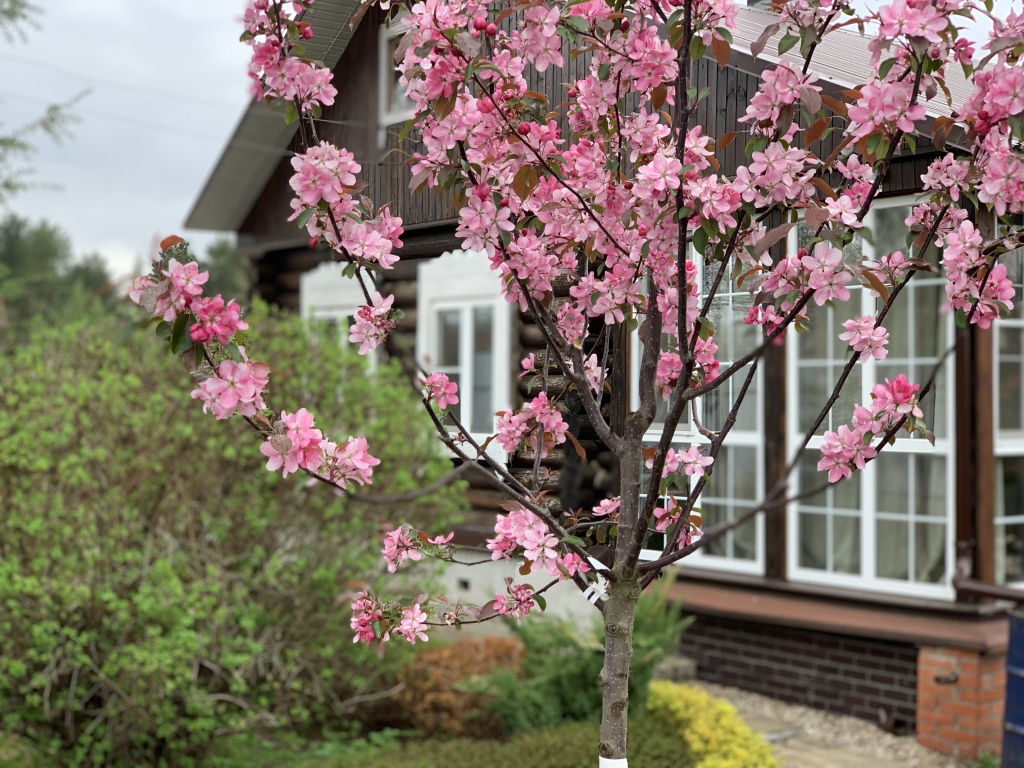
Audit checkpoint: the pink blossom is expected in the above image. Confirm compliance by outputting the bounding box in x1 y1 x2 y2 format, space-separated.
382 525 423 573
396 603 429 644
189 295 248 346
839 316 889 361
424 372 459 409
259 408 323 477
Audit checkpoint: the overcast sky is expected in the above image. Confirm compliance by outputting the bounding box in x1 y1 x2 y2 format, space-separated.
2 0 251 281
0 1 1011 284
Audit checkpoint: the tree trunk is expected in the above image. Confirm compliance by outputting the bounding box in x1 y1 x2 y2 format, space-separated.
599 421 643 766
599 574 640 765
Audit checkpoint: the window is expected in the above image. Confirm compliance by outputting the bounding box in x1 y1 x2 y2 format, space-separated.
417 250 513 456
787 197 956 598
633 256 765 573
379 19 415 147
992 240 1024 584
300 261 365 330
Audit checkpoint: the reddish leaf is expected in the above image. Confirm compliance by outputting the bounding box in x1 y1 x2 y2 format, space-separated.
801 86 822 114
804 205 830 231
754 222 797 259
804 117 829 146
861 268 891 304
711 36 731 68
750 22 780 59
811 176 839 201
519 559 533 576
715 131 739 152
160 235 185 251
651 84 668 111
566 431 587 461
820 94 848 118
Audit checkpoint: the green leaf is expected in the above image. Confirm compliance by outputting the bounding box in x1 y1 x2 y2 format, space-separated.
534 594 547 611
778 33 799 55
561 535 588 547
598 62 611 80
955 308 967 329
284 100 299 125
226 343 244 363
878 58 897 79
155 321 172 341
688 36 707 62
171 313 193 355
295 206 317 229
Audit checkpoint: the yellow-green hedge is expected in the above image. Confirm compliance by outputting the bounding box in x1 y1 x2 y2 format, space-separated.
647 681 778 768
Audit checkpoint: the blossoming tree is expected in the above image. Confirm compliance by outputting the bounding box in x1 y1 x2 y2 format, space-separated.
130 0 1024 763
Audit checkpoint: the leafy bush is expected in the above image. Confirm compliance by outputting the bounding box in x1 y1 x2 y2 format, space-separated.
646 681 777 768
0 302 464 766
479 584 693 733
298 717 697 768
393 637 522 737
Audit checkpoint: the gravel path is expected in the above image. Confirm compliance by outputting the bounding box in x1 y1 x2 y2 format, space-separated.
694 681 974 768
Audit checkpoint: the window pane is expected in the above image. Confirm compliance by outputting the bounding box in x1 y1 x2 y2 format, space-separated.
915 522 946 583
702 503 729 557
998 457 1024 520
444 372 462 425
997 521 1024 585
915 456 946 518
471 306 494 434
877 519 909 580
1000 327 1024 432
877 454 909 514
799 512 827 570
833 515 860 574
438 310 460 367
733 516 757 561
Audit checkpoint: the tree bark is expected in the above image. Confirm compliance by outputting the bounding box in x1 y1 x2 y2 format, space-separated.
599 419 643 765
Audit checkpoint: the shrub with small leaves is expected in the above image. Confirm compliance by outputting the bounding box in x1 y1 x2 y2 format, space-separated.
0 302 464 766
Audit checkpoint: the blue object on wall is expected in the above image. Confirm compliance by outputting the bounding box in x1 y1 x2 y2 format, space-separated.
1005 614 1024 766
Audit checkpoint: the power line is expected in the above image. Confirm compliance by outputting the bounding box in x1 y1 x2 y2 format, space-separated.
0 52 242 112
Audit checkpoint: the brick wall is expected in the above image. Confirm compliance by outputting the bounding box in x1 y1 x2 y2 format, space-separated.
917 646 1005 760
683 614 918 731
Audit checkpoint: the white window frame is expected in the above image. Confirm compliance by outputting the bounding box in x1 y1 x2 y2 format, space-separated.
299 261 378 368
417 249 513 462
378 19 415 148
631 255 766 575
785 195 957 600
991 238 1024 585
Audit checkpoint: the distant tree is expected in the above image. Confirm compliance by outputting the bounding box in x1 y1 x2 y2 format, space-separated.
0 0 80 205
0 213 115 340
200 235 251 302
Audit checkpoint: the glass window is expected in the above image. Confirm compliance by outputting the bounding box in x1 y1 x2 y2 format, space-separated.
994 239 1024 585
789 199 955 598
636 255 764 574
417 250 512 451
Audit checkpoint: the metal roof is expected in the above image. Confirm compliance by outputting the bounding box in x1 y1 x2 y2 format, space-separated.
185 0 363 232
728 5 974 119
187 2 974 233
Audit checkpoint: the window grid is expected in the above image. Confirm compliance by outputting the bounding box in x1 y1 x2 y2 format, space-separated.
787 197 956 599
993 244 1024 585
634 254 764 574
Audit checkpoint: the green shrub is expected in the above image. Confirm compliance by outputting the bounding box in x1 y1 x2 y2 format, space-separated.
298 717 697 768
478 583 693 733
646 681 777 768
0 302 464 766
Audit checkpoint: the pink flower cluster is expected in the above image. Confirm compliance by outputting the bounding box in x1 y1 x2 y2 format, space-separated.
381 525 455 573
242 0 337 111
349 592 430 645
349 293 397 355
423 372 459 410
493 578 536 619
288 143 403 273
651 497 703 549
258 408 380 487
818 374 926 483
496 392 568 457
192 350 270 420
487 504 588 580
129 258 210 322
839 316 889 361
189 296 248 345
941 221 1015 329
